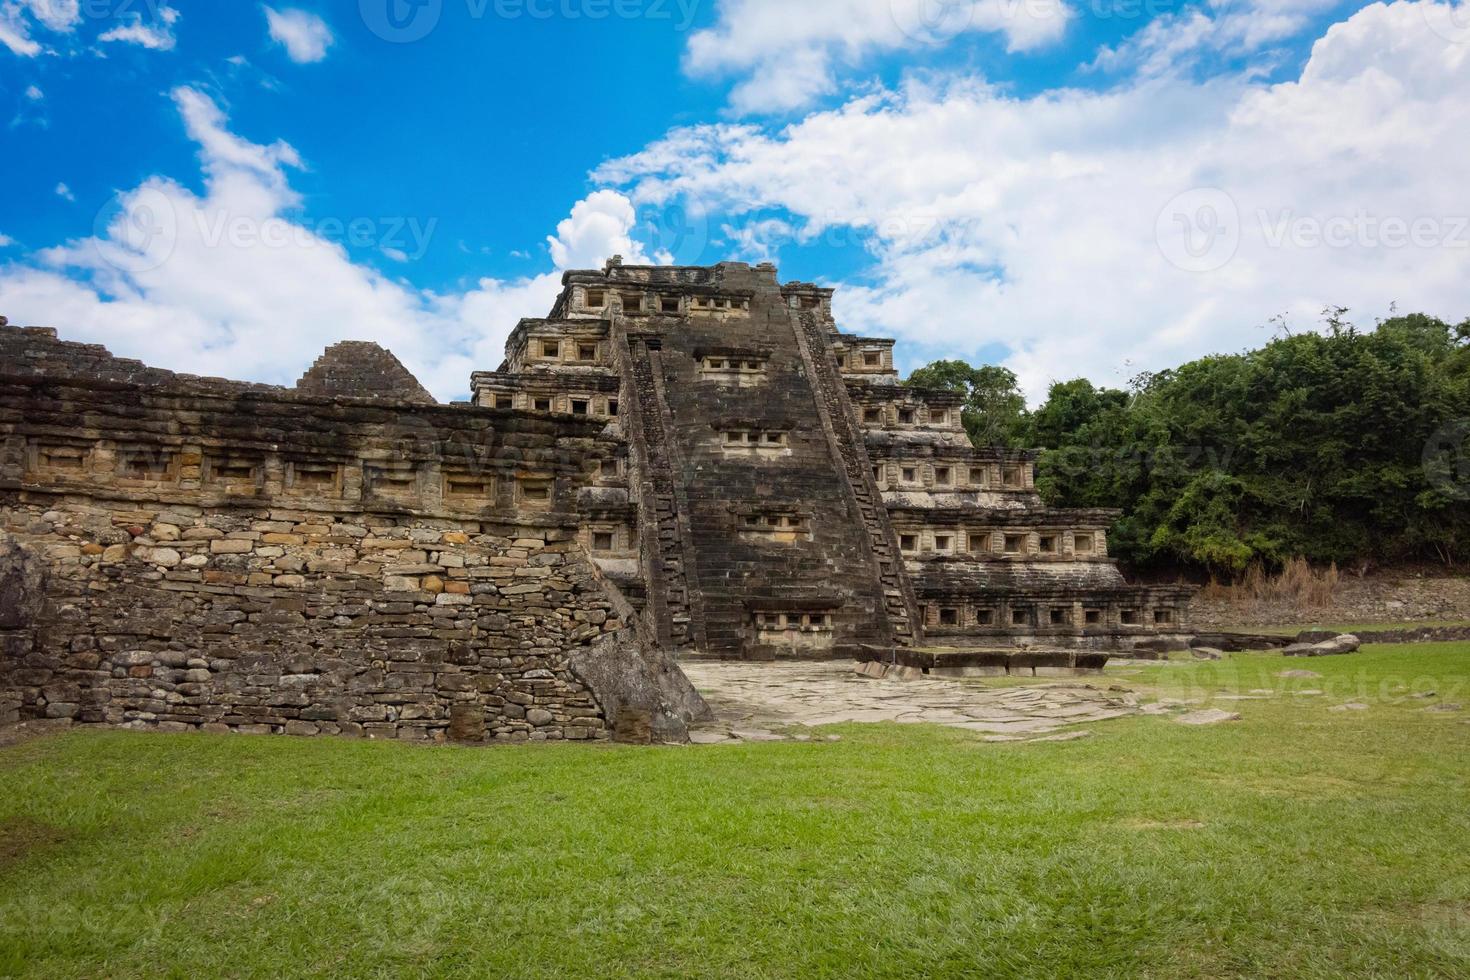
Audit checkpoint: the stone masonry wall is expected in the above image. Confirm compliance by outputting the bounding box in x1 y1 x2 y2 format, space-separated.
0 328 647 742
1 503 616 741
1191 573 1470 630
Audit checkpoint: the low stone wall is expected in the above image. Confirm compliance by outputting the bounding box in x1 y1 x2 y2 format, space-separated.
1 499 625 742
1190 574 1470 630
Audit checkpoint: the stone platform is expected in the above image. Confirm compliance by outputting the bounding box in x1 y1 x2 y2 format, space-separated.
888 646 1111 677
680 660 1139 742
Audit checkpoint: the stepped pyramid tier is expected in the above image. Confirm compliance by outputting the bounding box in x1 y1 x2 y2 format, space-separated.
295 341 437 405
470 259 1194 660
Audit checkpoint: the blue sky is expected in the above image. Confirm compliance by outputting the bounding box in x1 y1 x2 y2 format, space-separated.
2 0 1468 399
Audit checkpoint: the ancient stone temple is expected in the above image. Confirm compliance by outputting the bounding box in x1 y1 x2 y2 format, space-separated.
471 259 1192 662
0 260 1190 741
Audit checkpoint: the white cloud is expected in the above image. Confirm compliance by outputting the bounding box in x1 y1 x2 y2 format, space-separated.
0 0 82 56
0 232 14 247
685 0 1073 113
600 1 1470 401
264 7 333 64
0 88 650 401
23 0 78 31
53 182 73 201
2 0 181 55
546 190 659 269
0 16 42 56
1088 0 1343 78
24 84 42 100
99 4 180 51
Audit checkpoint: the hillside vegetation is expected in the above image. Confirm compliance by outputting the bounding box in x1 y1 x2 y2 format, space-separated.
909 312 1470 575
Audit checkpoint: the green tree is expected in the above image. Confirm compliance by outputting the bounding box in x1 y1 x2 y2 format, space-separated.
904 360 1028 447
903 314 1469 575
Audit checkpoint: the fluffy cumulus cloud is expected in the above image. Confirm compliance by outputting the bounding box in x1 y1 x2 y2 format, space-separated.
684 0 1073 113
547 191 661 268
0 88 650 400
264 7 333 64
601 0 1470 400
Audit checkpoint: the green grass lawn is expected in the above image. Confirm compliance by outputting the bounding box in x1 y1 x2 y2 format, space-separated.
3 645 1469 979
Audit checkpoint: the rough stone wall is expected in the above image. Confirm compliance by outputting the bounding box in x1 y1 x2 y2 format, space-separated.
1191 574 1470 630
0 533 43 725
0 510 615 741
0 325 679 741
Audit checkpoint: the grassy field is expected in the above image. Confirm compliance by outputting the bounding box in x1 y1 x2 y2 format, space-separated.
3 644 1469 979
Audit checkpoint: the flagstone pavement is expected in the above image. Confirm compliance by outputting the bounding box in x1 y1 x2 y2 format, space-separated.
680 660 1143 744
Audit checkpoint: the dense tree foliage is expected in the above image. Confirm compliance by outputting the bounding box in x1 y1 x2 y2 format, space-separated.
907 313 1470 575
904 360 1029 447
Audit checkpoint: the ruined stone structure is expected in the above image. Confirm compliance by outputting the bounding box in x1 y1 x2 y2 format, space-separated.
472 260 1192 664
0 260 1190 739
0 322 706 741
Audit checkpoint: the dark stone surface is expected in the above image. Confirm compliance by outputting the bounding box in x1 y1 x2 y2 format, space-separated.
568 629 712 744
0 533 43 632
1191 632 1294 652
295 342 437 405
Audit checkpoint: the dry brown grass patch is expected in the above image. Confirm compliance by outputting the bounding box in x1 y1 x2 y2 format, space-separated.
0 817 68 870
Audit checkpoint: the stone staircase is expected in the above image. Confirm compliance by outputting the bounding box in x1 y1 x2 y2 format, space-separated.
791 311 922 648
617 331 702 653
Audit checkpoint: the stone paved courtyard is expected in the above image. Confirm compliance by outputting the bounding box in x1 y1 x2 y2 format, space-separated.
680 660 1143 743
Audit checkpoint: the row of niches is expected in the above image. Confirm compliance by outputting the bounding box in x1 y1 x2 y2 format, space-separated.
19 442 574 512
720 428 791 451
919 600 1180 630
577 286 751 316
874 460 1033 492
834 347 894 373
479 387 621 419
859 402 962 431
524 335 607 366
698 354 769 378
753 610 835 633
735 512 811 541
898 528 1107 559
